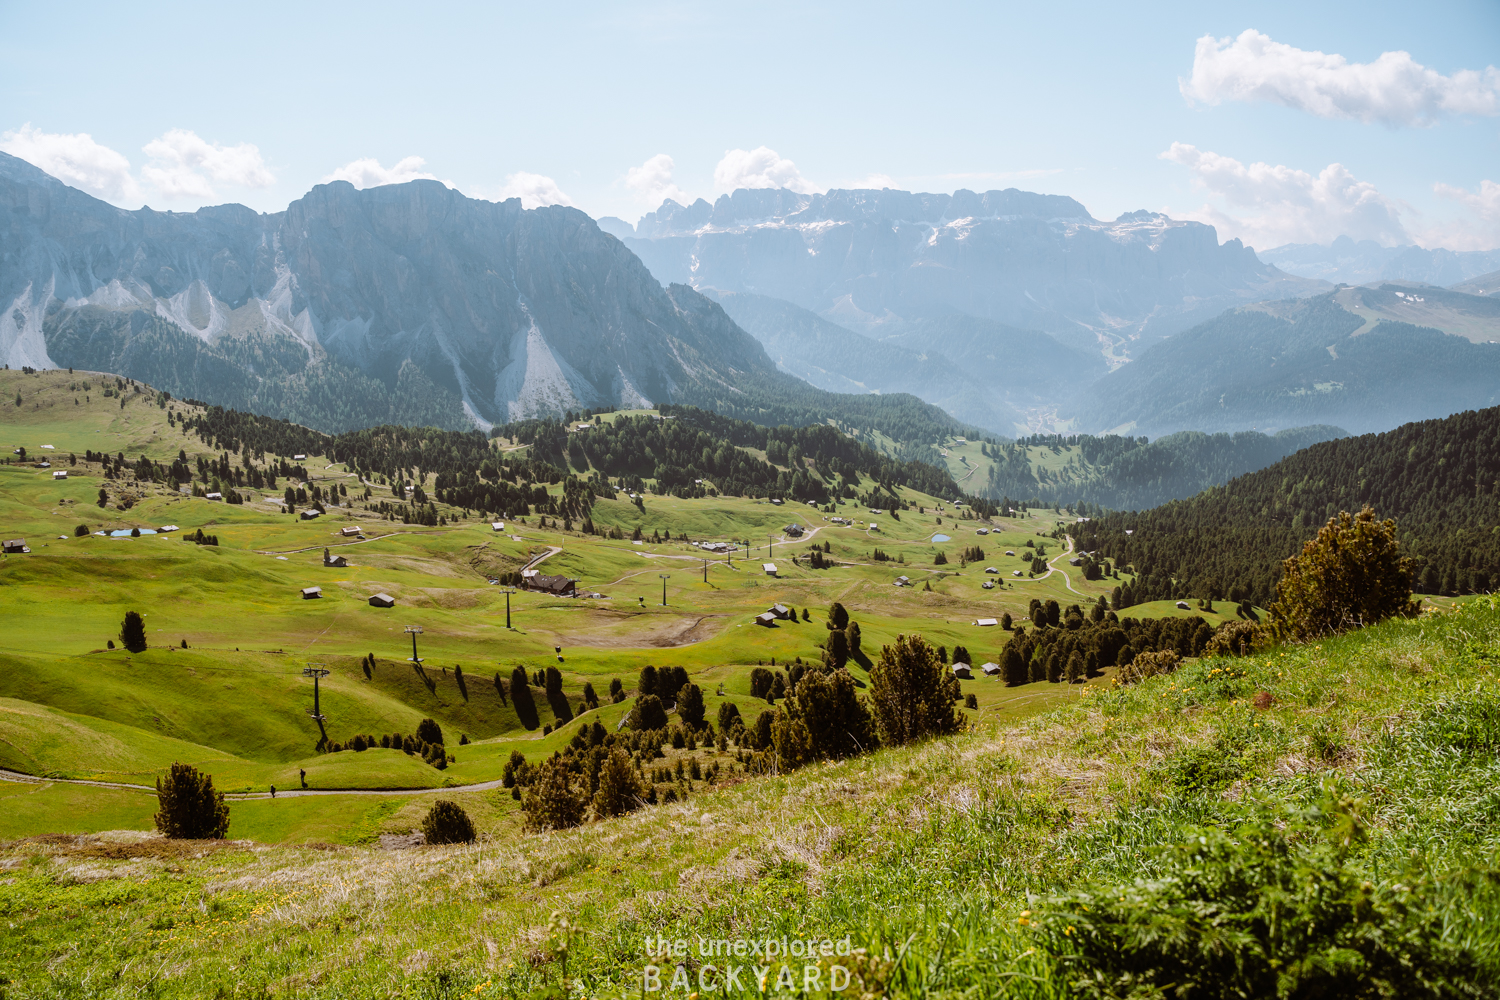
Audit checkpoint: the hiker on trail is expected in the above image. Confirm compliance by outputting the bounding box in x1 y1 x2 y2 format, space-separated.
270 785 276 799
299 769 307 788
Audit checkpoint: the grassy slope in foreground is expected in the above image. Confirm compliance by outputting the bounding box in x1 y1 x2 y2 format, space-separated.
3 600 1500 997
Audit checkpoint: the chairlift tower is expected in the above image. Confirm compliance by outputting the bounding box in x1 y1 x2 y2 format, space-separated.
405 625 424 664
302 664 330 745
659 573 670 607
500 587 516 629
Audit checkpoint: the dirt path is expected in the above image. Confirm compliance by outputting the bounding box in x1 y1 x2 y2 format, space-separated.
0 766 508 801
1007 534 1083 594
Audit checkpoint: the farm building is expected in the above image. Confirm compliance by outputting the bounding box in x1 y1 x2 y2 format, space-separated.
1176 601 1192 610
767 603 794 620
952 662 973 679
205 492 222 501
3 539 29 554
982 580 995 589
894 575 910 587
753 611 778 626
981 662 1002 677
301 586 323 599
523 572 576 596
368 593 396 608
323 548 348 568
300 509 321 520
762 562 778 576
984 566 998 573
52 470 67 479
293 454 307 460
340 526 361 537
784 523 804 537
974 617 998 627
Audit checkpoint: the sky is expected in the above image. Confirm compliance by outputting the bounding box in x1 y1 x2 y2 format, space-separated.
1 0 1497 251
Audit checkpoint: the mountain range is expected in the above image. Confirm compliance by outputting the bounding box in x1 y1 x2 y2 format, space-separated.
1259 236 1500 287
609 188 1322 363
1069 286 1500 437
0 151 964 440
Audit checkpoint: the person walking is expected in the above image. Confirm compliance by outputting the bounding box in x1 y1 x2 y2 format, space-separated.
270 785 276 799
299 768 307 788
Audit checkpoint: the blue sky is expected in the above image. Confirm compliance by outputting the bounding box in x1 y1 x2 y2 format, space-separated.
2 0 1496 250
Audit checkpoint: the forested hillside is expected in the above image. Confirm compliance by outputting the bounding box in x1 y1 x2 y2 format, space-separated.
1080 406 1500 605
978 426 1345 510
179 399 984 515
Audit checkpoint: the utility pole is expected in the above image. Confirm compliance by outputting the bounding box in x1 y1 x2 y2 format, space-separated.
659 573 670 606
302 664 330 747
501 587 516 629
405 625 424 663
703 557 708 584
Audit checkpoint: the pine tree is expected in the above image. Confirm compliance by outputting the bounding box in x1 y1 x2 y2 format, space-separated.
153 763 229 839
522 757 586 831
868 634 962 746
119 611 148 653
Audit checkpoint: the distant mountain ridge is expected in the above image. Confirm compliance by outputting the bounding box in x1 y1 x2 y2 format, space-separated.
0 151 967 442
1067 290 1500 437
615 187 1324 363
1259 235 1500 287
702 289 1102 435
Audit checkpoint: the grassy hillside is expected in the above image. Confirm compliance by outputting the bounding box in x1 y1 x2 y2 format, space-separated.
3 367 1123 799
2 598 1496 997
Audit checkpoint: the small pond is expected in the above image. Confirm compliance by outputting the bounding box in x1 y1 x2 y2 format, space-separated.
931 533 952 542
109 529 157 537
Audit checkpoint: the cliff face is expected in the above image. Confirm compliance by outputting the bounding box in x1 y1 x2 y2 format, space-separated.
622 191 1325 359
0 152 776 431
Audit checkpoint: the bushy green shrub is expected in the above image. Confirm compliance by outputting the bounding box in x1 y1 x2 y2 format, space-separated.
421 800 475 845
1034 796 1486 999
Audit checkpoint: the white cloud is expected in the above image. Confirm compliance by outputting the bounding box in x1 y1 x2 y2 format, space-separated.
1161 142 1408 248
1182 29 1500 127
323 155 440 189
496 172 573 209
140 129 274 199
624 153 688 206
713 147 819 194
1427 179 1500 251
0 123 140 202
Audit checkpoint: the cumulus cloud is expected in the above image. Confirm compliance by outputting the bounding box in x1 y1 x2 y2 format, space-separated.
1426 179 1500 251
1182 29 1500 127
713 146 819 194
625 153 688 207
1161 142 1408 248
496 172 573 209
0 123 140 202
140 129 274 199
323 155 440 189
